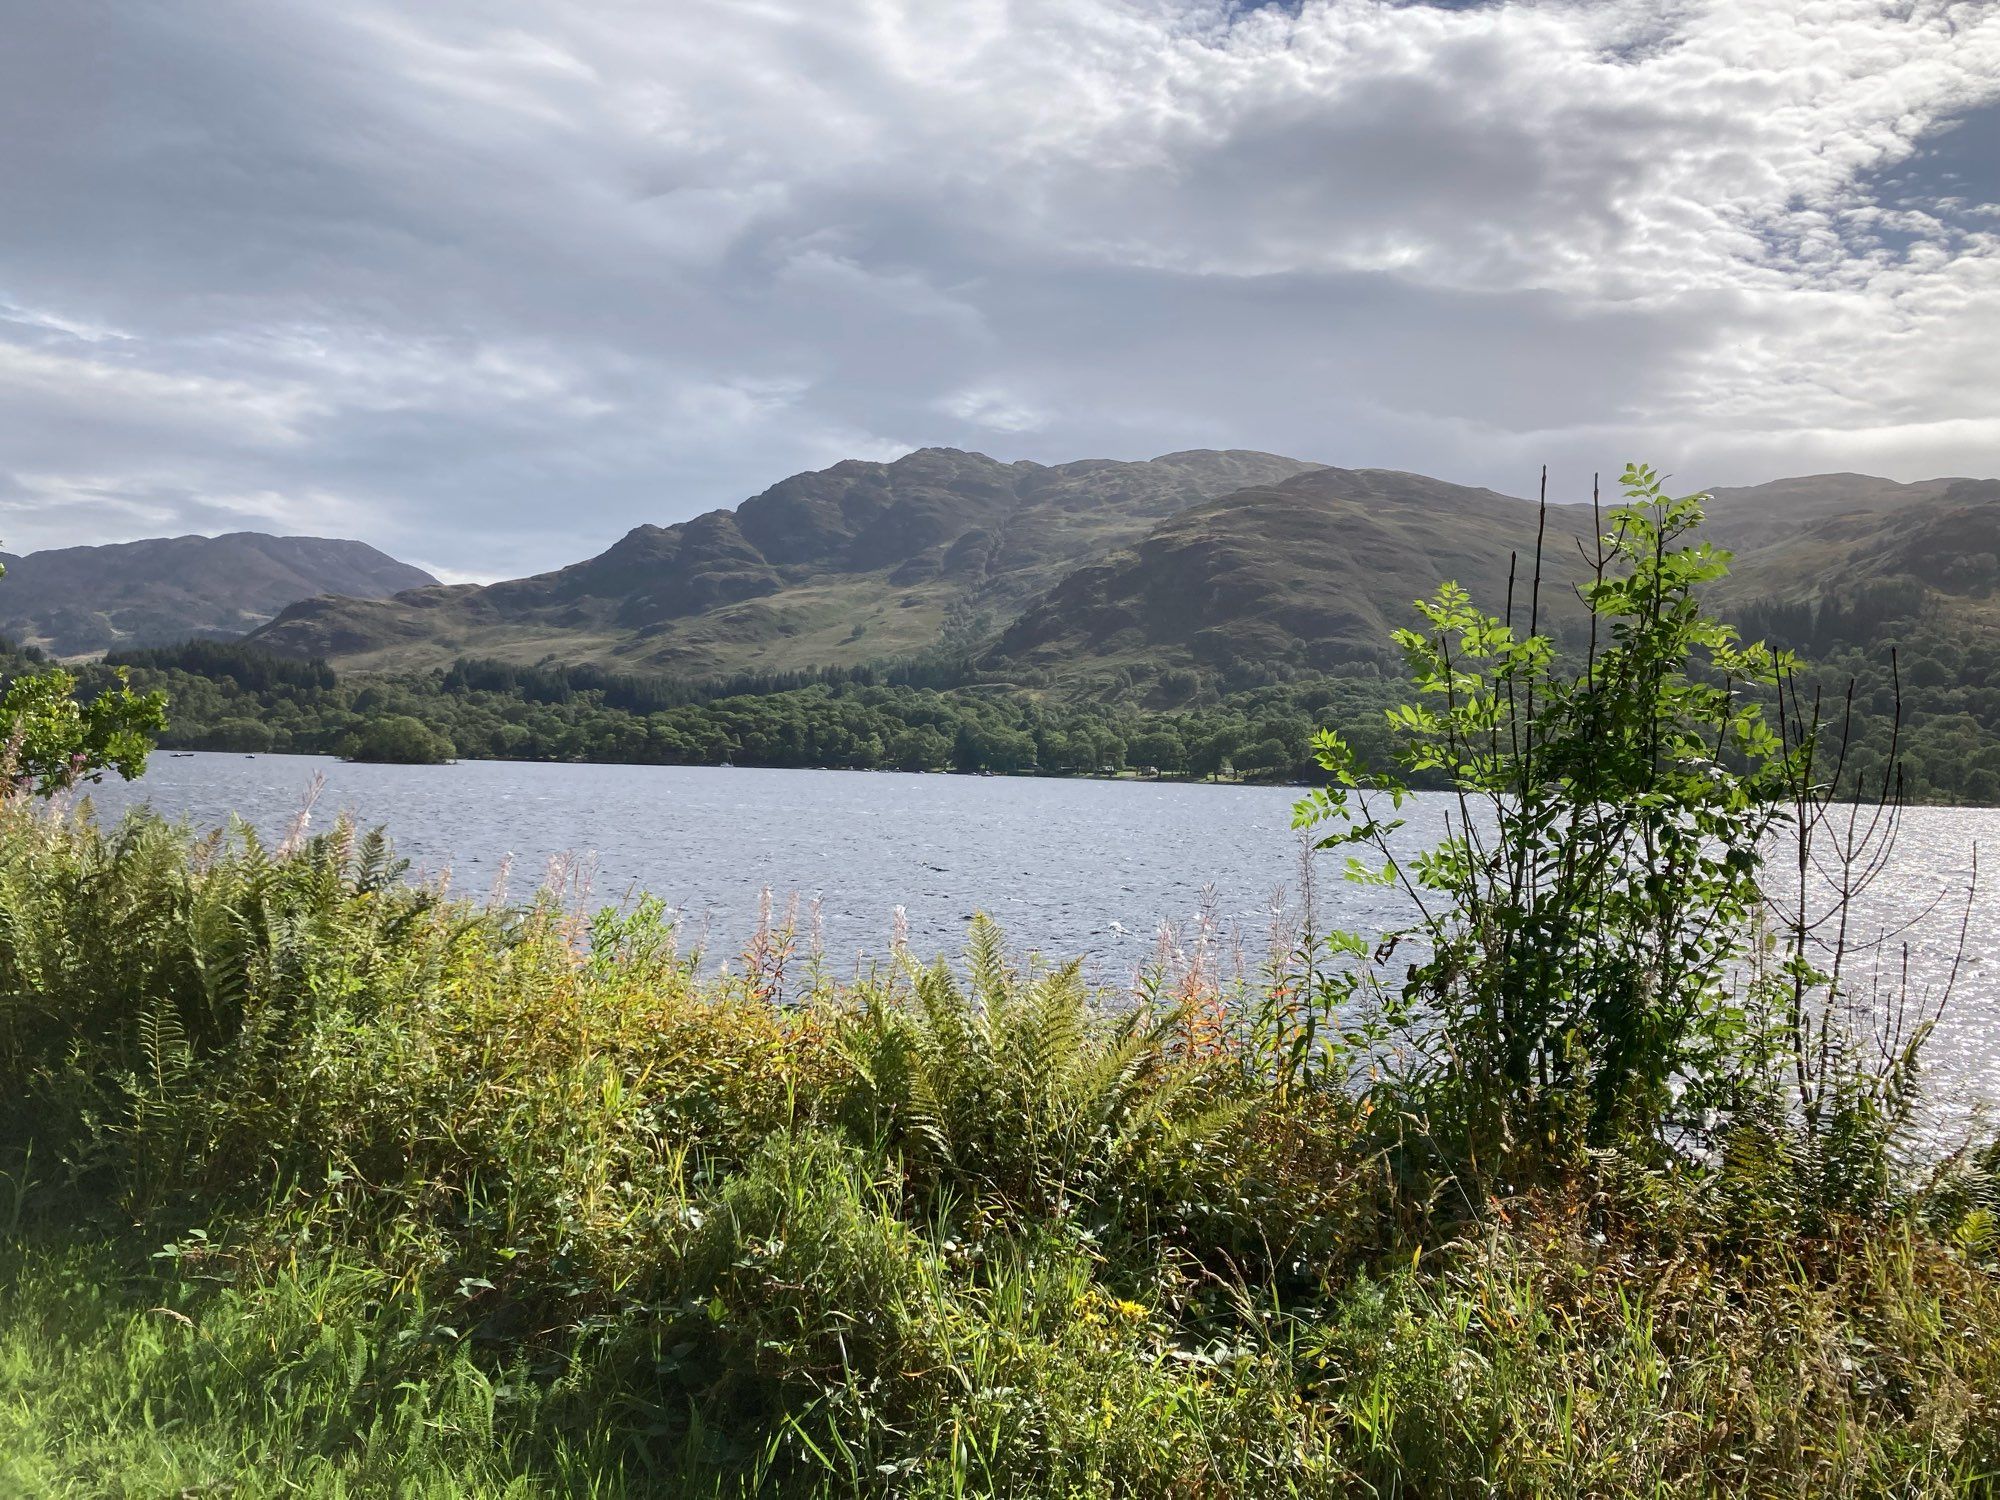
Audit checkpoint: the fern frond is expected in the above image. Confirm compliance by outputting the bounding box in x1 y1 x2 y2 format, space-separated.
965 913 1011 1016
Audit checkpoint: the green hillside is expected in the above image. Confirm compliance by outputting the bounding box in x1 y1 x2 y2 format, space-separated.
22 451 2000 798
247 448 1321 676
984 466 1599 695
233 452 2000 735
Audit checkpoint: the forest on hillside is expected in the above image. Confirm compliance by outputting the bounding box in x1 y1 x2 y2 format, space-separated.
4 595 1990 801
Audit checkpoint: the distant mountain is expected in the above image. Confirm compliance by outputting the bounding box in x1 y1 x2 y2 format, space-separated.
985 467 1597 688
1703 473 2000 604
988 466 2000 696
0 533 437 657
243 450 2000 705
249 448 1321 675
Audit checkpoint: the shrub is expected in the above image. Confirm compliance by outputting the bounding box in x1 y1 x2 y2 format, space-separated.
345 714 455 763
833 917 1254 1225
1294 466 1881 1198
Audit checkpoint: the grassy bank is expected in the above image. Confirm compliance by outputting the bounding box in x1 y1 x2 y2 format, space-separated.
1 796 1997 1497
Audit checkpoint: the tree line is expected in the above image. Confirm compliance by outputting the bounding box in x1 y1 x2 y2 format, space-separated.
17 592 2000 800
61 638 1414 781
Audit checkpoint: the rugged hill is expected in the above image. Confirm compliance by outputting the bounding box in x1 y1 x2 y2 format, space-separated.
0 534 437 658
1701 473 1964 554
249 448 1320 674
1704 473 2000 604
985 467 1598 689
242 451 2000 702
986 466 2000 696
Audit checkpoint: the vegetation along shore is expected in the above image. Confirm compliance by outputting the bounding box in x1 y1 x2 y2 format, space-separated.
7 576 1986 798
3 470 2000 1496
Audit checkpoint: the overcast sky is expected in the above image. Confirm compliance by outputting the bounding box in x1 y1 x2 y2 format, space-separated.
4 0 1999 580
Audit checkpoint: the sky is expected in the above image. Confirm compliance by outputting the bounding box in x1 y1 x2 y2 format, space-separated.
4 0 1999 581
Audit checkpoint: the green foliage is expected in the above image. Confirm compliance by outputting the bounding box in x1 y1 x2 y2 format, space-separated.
1298 466 1804 1170
344 712 455 763
108 637 338 692
0 793 1997 1495
0 664 167 804
836 917 1250 1220
1291 462 1964 1241
51 636 1411 782
0 664 167 798
0 551 168 797
42 580 2000 800
2 466 1996 1493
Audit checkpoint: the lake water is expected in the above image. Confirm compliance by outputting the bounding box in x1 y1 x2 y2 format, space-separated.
79 754 1353 969
77 752 2000 1125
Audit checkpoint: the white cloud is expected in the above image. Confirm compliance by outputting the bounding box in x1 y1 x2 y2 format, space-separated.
937 386 1050 433
3 0 1998 571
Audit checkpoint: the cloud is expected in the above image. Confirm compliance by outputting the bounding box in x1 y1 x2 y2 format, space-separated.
4 0 1999 572
938 386 1051 433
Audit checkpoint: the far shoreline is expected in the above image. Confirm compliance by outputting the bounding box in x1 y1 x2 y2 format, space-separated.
140 747 2000 810
153 746 1319 791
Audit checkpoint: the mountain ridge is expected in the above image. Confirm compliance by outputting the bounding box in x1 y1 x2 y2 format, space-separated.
46 453 1993 704
0 532 437 658
985 465 1599 688
248 447 1323 675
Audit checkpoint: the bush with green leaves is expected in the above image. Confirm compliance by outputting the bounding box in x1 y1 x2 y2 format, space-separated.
0 662 166 798
0 554 166 797
0 784 1996 1493
343 712 455 763
1293 464 1930 1203
835 918 1254 1223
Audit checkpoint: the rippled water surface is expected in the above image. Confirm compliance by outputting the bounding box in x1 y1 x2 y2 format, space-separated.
82 752 2000 1121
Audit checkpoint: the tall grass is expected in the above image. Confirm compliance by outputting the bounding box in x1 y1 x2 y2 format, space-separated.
1 792 1997 1497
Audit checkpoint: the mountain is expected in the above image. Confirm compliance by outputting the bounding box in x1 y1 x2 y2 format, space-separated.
242 449 2000 707
249 448 1321 674
988 466 2000 696
1703 473 2000 605
985 467 1597 690
1700 472 1965 555
0 534 438 658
